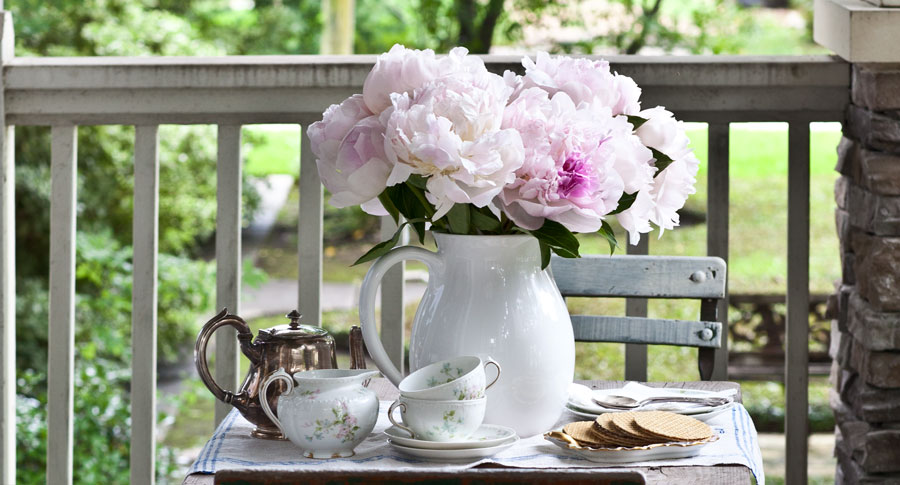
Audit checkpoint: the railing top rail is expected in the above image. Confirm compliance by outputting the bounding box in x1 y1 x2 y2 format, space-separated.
3 54 850 125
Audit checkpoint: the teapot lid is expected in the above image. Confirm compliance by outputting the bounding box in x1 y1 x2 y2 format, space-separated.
256 310 331 341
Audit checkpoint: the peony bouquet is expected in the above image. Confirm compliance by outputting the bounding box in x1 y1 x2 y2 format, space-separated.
309 45 698 267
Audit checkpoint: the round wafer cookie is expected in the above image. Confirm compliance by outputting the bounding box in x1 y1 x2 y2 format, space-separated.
632 411 713 442
594 413 654 447
609 412 669 445
562 421 606 447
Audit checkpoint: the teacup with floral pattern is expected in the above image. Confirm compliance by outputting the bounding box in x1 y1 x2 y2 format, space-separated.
398 356 500 401
388 395 486 441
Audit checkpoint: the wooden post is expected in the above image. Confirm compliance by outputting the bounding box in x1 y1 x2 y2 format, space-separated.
215 125 242 426
320 0 355 55
785 121 810 484
298 124 323 325
624 237 648 381
130 125 160 485
0 11 13 485
706 122 730 381
48 125 77 485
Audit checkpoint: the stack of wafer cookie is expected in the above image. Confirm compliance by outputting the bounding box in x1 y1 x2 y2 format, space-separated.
552 411 714 449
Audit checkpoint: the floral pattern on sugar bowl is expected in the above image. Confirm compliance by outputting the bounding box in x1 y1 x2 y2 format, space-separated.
261 368 379 458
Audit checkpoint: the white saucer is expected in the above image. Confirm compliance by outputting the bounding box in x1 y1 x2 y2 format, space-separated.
383 424 517 450
565 401 734 423
388 436 519 461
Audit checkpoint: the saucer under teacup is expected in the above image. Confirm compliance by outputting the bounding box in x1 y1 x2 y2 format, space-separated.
399 355 500 401
383 423 517 450
387 437 519 461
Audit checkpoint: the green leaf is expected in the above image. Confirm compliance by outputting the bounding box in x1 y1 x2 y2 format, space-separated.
650 148 675 176
598 220 618 255
377 191 400 225
470 207 502 232
609 191 637 215
406 174 428 190
384 184 429 243
352 223 406 265
445 203 470 234
539 240 551 270
531 220 580 255
627 115 648 130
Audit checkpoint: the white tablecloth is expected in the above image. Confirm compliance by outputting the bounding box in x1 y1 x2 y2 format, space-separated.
188 401 764 484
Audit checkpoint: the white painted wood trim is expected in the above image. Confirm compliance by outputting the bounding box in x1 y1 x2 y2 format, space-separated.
551 255 727 299
785 121 811 485
0 125 13 485
625 237 648 382
215 125 242 426
48 125 77 485
298 124 322 325
571 316 722 348
707 122 731 381
2 57 849 126
379 217 407 374
0 10 14 485
130 125 159 485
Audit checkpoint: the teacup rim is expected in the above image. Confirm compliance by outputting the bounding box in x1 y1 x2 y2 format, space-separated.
398 395 487 405
398 355 484 393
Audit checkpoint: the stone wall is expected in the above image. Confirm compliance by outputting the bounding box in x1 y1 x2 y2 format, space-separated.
832 63 900 484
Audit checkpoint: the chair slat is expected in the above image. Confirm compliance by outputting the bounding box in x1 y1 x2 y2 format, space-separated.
298 124 322 325
48 125 77 485
571 315 722 348
551 255 726 299
786 121 811 485
131 125 159 485
215 125 242 425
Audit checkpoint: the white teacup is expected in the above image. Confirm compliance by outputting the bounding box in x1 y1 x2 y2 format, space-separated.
398 355 500 401
387 395 486 442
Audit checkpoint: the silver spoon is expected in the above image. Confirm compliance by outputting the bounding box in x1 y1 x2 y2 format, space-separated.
592 394 732 410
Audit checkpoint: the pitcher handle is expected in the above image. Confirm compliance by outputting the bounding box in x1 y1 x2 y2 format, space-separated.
260 368 293 437
194 308 254 406
359 245 443 385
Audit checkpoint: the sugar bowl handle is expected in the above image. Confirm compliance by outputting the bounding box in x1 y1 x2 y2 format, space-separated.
259 368 293 437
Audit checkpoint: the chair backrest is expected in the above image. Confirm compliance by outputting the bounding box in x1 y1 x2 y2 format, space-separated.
550 254 727 380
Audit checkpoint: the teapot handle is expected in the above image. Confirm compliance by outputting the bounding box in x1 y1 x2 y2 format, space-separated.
194 308 254 406
260 368 293 437
358 246 443 385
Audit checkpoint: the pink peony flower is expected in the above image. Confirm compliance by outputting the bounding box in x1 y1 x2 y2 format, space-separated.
383 65 524 220
363 45 443 115
517 52 641 116
498 88 653 232
309 95 391 214
617 106 699 240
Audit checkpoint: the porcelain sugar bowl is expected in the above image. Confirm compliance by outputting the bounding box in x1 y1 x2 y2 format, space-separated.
260 368 380 458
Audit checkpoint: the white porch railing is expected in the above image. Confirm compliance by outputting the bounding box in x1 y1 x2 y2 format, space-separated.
0 10 850 485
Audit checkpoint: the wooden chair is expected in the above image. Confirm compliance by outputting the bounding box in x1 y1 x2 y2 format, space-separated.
550 255 727 380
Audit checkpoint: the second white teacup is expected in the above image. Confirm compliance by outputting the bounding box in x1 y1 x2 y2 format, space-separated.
398 355 500 401
387 395 486 442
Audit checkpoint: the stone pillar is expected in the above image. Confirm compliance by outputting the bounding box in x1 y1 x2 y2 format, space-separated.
816 2 900 482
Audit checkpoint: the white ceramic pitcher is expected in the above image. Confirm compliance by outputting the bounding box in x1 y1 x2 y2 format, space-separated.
359 233 574 437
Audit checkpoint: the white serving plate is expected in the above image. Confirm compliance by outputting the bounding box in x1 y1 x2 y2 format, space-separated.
544 433 716 464
568 384 735 416
383 424 517 450
388 436 518 461
564 401 734 423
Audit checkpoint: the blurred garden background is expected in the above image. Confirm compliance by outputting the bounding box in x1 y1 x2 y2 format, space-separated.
11 0 838 483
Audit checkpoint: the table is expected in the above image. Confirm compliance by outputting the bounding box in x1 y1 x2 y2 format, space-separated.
184 379 753 485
